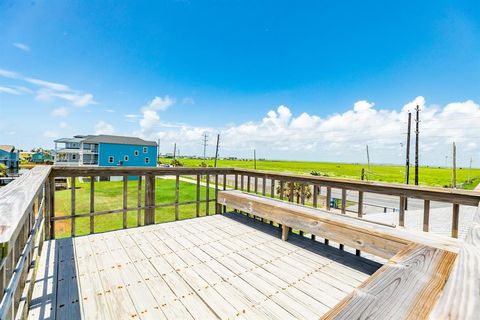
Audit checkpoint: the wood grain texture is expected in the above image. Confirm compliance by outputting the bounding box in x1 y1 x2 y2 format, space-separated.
323 243 457 320
29 213 380 320
218 190 462 259
429 204 480 319
0 166 50 257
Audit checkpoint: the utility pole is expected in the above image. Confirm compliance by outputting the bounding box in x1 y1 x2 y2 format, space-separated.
253 149 257 170
405 112 412 185
414 105 420 185
214 134 220 168
366 145 370 180
452 142 457 188
173 143 177 160
202 133 208 161
468 157 473 182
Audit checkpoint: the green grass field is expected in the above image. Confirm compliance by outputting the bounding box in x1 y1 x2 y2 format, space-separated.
160 158 480 189
54 178 211 238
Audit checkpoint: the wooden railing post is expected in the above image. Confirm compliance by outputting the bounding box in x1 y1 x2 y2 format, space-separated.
175 175 180 220
358 191 364 218
399 196 406 227
71 177 76 237
137 176 142 226
44 177 52 240
205 175 210 215
196 175 200 217
222 174 227 213
215 174 220 214
326 187 332 210
289 182 294 202
144 175 155 225
423 199 430 232
452 203 459 238
123 176 128 229
341 189 347 214
90 176 95 234
280 181 285 200
270 179 275 198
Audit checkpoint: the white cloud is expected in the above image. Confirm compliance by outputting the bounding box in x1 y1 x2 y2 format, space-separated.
182 97 195 105
13 43 30 51
51 107 69 117
125 114 139 122
147 96 175 111
0 86 22 95
403 96 425 112
139 95 176 133
43 130 59 138
95 121 115 135
0 68 19 79
140 109 160 131
26 78 70 91
139 98 480 165
353 100 375 112
0 69 96 107
59 122 68 129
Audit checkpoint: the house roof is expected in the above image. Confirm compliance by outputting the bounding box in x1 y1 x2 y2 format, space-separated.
54 137 89 143
82 135 157 146
0 145 15 153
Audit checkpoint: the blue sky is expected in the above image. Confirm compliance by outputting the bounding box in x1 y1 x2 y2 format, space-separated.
1 1 480 165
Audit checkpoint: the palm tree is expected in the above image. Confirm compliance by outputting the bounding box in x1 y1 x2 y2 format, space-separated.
276 182 312 203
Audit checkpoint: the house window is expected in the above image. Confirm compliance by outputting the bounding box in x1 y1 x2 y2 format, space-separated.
145 157 150 164
108 156 114 164
134 150 139 156
124 155 129 161
143 147 148 153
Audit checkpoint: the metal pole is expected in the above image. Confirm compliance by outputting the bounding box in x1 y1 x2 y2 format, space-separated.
414 105 420 185
214 134 220 168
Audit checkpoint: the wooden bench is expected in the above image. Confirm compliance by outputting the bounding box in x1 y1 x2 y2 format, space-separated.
217 190 478 319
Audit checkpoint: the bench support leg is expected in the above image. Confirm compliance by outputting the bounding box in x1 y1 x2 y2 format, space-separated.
281 225 289 241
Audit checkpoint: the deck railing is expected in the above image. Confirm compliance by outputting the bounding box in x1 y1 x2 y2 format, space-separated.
0 166 50 320
1 165 480 319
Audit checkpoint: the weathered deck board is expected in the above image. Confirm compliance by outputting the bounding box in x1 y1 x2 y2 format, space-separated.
28 240 57 320
28 213 380 320
323 243 457 320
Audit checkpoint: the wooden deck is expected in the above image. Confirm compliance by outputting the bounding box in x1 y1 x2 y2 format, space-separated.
27 213 380 320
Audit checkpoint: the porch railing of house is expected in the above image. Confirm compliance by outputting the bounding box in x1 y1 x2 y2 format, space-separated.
1 165 480 319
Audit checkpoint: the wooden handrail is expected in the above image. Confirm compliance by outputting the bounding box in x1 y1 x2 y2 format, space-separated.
233 168 480 206
0 166 51 258
0 165 50 320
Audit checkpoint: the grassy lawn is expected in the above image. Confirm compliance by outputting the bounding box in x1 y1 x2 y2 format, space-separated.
54 178 211 238
161 158 480 189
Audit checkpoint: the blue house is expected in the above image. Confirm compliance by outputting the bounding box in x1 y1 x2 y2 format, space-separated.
0 145 19 168
54 135 157 168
